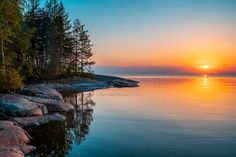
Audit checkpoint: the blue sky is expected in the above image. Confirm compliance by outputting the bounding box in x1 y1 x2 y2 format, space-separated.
40 0 236 75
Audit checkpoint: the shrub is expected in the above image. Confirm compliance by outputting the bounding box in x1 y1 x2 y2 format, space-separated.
0 68 22 92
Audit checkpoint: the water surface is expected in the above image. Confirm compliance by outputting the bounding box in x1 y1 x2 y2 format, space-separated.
28 76 236 157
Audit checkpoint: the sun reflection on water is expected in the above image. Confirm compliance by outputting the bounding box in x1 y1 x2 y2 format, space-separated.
203 75 208 88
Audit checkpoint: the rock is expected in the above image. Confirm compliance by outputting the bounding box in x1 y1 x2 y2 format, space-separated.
0 121 35 156
12 113 66 129
0 95 47 118
22 95 74 112
42 83 76 91
32 81 108 92
0 121 29 147
112 79 139 87
0 146 25 157
20 86 64 102
71 80 109 92
0 144 35 157
93 74 139 87
19 75 139 93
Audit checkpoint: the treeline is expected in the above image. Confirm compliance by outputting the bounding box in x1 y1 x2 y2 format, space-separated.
0 0 94 90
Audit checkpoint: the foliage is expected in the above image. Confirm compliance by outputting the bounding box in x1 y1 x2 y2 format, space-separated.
0 0 21 41
0 0 95 91
0 68 22 91
72 19 95 73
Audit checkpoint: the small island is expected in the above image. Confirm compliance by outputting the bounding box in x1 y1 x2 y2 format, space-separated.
0 1 138 156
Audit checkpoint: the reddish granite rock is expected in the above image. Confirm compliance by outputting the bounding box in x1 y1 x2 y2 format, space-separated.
0 145 35 157
20 86 64 102
22 96 74 112
0 121 36 157
0 94 47 118
0 121 29 147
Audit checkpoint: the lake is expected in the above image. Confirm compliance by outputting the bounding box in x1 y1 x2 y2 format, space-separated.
27 76 236 157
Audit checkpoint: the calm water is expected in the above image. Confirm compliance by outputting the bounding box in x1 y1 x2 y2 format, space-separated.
28 76 236 157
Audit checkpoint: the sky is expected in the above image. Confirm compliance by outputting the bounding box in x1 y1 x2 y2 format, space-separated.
41 0 236 75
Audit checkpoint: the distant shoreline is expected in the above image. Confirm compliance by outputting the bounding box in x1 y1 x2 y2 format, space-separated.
103 74 236 79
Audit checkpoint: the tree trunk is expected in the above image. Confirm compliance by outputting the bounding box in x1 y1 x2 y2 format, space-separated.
75 42 78 73
1 39 5 73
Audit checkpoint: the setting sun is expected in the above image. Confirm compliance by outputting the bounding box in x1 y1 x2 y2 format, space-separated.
201 65 209 70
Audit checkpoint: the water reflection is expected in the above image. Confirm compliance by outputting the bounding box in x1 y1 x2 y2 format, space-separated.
26 77 236 157
27 92 95 157
203 75 208 88
64 92 95 145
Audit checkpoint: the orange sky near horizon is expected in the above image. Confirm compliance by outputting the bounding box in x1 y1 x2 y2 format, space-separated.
94 24 236 73
63 0 236 74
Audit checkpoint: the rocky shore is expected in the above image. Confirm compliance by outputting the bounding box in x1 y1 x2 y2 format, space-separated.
0 74 139 157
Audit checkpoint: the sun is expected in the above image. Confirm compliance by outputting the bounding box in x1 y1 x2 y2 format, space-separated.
200 65 209 70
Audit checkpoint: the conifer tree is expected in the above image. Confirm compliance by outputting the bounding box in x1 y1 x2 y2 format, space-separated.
72 19 83 73
0 0 95 91
56 1 73 73
72 19 94 74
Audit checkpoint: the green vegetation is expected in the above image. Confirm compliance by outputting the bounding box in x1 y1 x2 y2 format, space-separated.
0 0 94 91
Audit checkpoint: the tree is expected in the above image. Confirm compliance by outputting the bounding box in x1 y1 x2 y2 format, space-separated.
9 20 33 79
79 28 94 73
72 19 82 73
72 19 94 74
25 0 41 68
45 0 60 74
56 1 73 73
0 0 21 72
0 0 95 91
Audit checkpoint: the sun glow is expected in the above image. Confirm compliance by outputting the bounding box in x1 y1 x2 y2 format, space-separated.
200 65 210 70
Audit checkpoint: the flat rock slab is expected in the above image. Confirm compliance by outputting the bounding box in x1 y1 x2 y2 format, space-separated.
21 75 139 93
29 81 109 92
0 94 47 118
22 95 74 112
20 86 64 102
0 144 35 157
93 74 139 87
12 113 66 129
112 79 139 87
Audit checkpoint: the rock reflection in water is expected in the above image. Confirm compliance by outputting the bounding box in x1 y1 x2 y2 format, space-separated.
27 92 95 157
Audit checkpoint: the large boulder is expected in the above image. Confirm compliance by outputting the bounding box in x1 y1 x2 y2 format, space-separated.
0 95 48 118
0 144 35 157
12 113 66 129
0 121 29 147
22 95 74 112
20 85 64 102
0 121 35 156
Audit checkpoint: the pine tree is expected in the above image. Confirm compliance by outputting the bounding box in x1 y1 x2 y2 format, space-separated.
44 0 59 74
80 30 94 73
72 19 94 74
72 19 83 73
0 0 95 90
24 0 41 68
56 1 73 73
45 0 70 74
